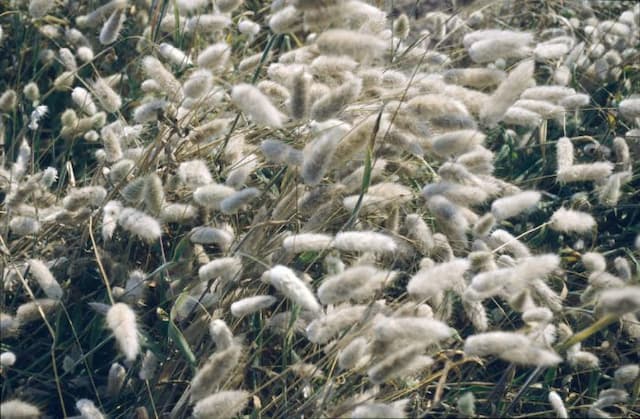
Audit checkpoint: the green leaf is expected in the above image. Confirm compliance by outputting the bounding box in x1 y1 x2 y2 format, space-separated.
168 293 197 368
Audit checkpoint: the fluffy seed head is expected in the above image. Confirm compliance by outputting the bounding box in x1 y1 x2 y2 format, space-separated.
464 331 530 357
178 160 213 188
117 207 162 243
549 208 596 234
480 59 534 127
99 8 125 45
301 132 339 186
556 137 574 171
91 78 122 113
548 391 569 419
141 56 183 102
491 191 541 220
189 226 235 251
338 336 369 370
431 130 486 157
318 265 394 305
619 97 640 120
407 258 470 299
310 77 362 122
209 319 233 350
198 257 242 282
582 252 606 273
230 295 277 317
368 344 433 385
183 69 213 99
9 216 40 236
193 183 236 209
106 303 139 361
159 42 192 67
231 83 285 128
597 286 640 316
0 350 16 368
193 390 250 419
262 265 321 313
614 364 639 385
197 42 231 69
220 187 261 214
283 233 333 253
351 400 409 418
269 5 302 34
0 400 41 418
16 298 59 324
315 29 387 62
28 259 63 300
333 231 397 254
190 344 242 401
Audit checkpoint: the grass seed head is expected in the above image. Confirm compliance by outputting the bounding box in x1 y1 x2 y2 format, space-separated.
549 208 596 234
262 265 321 313
27 259 63 300
99 8 125 45
231 295 277 317
117 207 162 243
231 83 285 129
192 390 250 419
333 231 397 254
190 344 242 402
0 399 41 419
106 302 140 362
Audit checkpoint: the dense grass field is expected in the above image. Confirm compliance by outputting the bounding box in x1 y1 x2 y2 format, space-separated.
1 0 639 417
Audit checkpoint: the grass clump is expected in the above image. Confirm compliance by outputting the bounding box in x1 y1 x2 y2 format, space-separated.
1 0 639 417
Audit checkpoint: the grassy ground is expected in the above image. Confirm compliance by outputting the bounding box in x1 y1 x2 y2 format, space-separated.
1 0 639 418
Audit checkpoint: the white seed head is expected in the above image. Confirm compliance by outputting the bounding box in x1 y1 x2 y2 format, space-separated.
183 69 213 99
197 42 231 69
549 208 596 234
333 231 397 254
480 59 534 127
618 97 640 120
220 187 261 214
198 257 242 282
190 345 242 402
0 351 16 367
491 191 541 221
318 265 394 305
351 400 409 419
117 207 162 243
548 391 568 419
0 400 41 418
106 303 139 361
614 364 639 385
9 216 40 236
230 295 277 317
597 286 640 316
17 298 59 324
141 56 183 102
338 336 369 370
193 390 250 419
99 8 125 45
178 160 213 188
231 83 285 128
283 233 333 253
431 130 486 157
193 183 236 209
262 265 321 313
28 259 63 300
368 344 433 384
407 258 470 299
315 29 387 62
91 78 122 113
209 319 233 350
